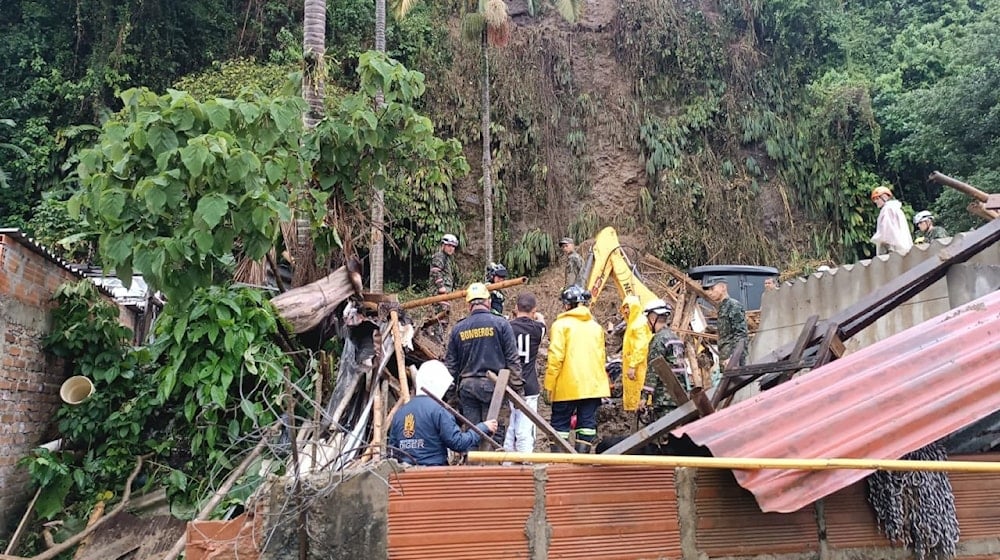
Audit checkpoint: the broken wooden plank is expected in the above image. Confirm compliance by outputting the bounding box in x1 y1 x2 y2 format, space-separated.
650 356 689 406
486 369 510 421
487 371 576 454
789 315 819 362
813 322 843 368
689 387 715 417
601 396 708 455
389 311 411 404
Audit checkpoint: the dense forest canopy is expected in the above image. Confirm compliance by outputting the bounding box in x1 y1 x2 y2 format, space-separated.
1 0 998 279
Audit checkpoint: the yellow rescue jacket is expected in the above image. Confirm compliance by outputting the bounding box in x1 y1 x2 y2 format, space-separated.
621 296 652 411
621 296 652 371
544 306 610 402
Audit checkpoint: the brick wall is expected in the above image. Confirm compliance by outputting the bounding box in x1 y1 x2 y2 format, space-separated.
0 233 88 533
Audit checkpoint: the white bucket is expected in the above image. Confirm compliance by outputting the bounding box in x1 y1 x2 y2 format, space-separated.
60 376 95 405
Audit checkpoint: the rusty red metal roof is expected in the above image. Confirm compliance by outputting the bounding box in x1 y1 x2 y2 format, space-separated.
672 290 1000 513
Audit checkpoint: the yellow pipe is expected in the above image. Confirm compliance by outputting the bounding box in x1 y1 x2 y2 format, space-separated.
468 452 1000 473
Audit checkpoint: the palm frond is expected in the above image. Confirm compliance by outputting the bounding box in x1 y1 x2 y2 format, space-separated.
483 0 508 29
392 0 420 19
554 0 583 23
462 13 485 42
0 142 28 159
0 118 15 128
526 0 539 16
0 168 9 189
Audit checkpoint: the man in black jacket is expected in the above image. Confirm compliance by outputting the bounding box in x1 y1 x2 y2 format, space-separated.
444 282 525 424
504 292 545 454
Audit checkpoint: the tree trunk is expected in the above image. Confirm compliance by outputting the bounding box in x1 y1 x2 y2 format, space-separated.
302 0 326 128
480 28 494 264
370 0 387 292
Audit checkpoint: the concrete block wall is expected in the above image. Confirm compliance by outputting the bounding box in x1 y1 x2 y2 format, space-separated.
0 233 82 532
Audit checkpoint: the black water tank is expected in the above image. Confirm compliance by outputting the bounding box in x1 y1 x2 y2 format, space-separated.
687 265 779 311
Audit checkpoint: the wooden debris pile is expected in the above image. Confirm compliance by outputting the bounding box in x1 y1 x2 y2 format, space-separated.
270 268 531 473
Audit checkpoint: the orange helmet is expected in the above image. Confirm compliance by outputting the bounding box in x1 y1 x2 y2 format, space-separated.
871 186 893 201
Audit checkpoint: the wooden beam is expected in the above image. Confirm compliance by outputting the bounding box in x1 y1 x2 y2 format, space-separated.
487 371 576 454
650 356 689 406
486 369 510 421
401 277 528 309
601 395 709 455
789 315 819 362
389 311 410 404
813 322 842 367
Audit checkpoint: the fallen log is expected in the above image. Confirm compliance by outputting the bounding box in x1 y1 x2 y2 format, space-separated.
270 260 364 333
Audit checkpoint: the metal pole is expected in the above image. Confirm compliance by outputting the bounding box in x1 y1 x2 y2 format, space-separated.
469 451 1000 473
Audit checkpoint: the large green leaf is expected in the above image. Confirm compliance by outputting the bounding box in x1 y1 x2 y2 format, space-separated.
195 193 230 229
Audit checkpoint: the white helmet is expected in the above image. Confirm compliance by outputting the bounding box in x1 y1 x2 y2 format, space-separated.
913 210 934 225
643 298 673 316
441 233 459 247
416 360 453 400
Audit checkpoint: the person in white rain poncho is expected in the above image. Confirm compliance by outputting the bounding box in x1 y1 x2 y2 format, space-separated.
870 186 913 256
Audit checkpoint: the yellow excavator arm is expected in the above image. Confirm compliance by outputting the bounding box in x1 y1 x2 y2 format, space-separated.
584 227 659 306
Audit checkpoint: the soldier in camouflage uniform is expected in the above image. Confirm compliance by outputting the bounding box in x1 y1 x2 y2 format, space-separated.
913 211 949 245
559 237 585 288
703 276 748 368
643 299 688 420
485 262 508 316
429 234 460 335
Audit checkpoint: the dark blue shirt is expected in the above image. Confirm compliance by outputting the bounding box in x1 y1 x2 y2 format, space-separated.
444 308 523 387
388 396 485 466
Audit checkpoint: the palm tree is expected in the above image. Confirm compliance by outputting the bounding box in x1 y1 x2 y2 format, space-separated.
395 0 581 263
302 0 327 128
370 0 388 292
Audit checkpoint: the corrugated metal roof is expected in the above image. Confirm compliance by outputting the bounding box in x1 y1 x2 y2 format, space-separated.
0 228 115 298
546 465 681 560
387 466 534 560
672 290 1000 513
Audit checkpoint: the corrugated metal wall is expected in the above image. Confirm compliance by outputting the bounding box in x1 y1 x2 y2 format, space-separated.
546 465 680 560
751 236 1000 362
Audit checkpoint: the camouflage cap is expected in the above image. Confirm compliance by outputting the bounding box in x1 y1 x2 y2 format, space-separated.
558 237 575 246
701 275 728 289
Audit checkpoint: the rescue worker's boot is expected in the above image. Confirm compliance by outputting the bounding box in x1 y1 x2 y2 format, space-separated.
574 430 596 454
551 432 571 453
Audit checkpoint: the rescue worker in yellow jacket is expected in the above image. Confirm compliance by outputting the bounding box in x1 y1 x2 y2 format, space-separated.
620 295 652 412
544 285 610 453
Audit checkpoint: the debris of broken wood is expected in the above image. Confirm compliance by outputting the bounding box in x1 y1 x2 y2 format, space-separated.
0 455 148 560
